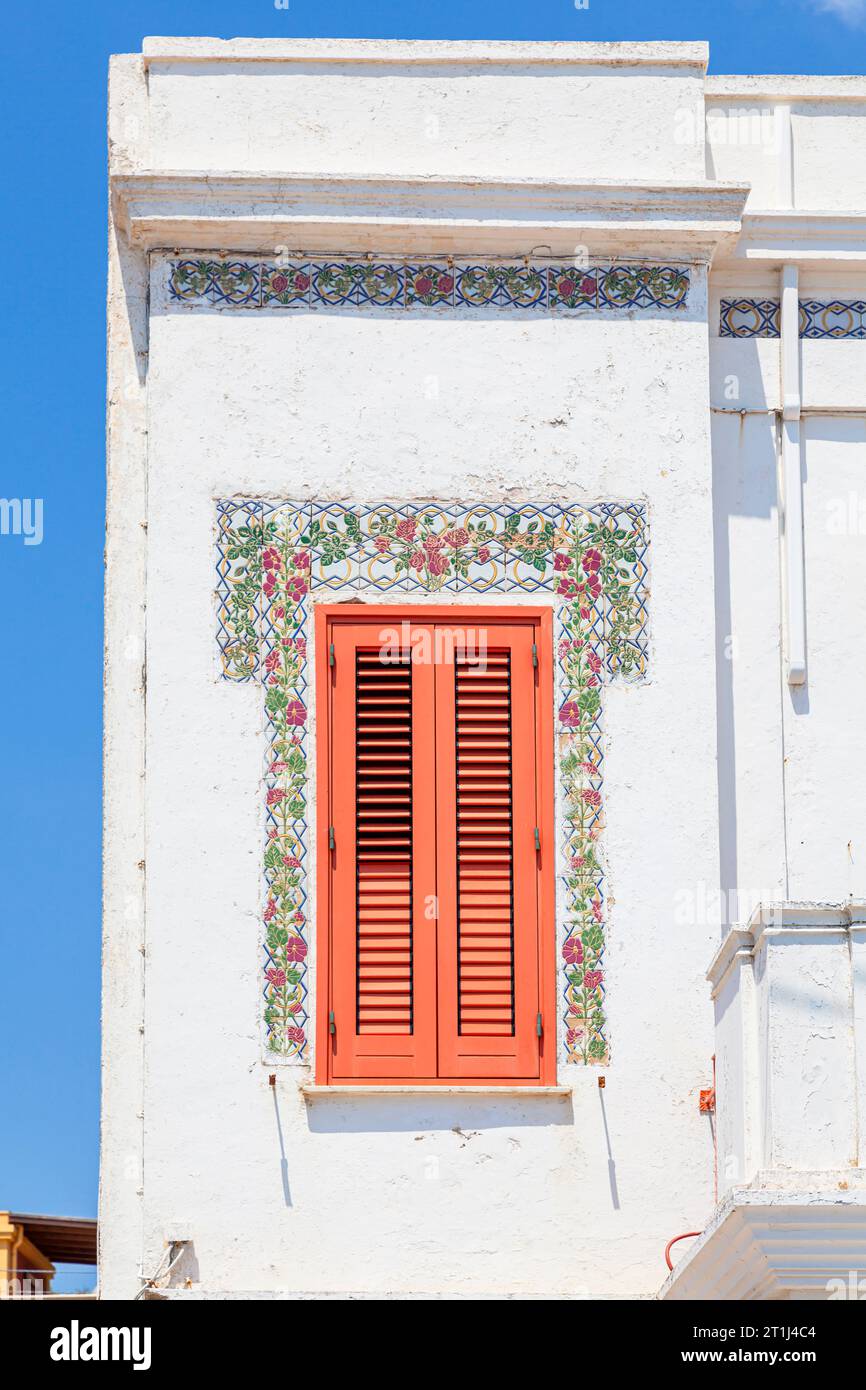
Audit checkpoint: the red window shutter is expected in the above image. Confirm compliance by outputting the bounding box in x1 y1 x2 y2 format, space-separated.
328 624 437 1079
435 627 542 1079
319 611 554 1086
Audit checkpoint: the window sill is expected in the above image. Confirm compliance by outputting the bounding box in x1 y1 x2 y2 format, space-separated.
300 1084 572 1098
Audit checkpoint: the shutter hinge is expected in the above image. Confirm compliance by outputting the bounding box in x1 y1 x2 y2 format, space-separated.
532 642 538 668
329 1010 336 1035
329 642 335 668
534 827 541 851
328 825 336 850
536 1012 543 1038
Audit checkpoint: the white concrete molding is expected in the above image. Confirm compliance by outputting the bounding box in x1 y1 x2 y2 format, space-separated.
300 1085 574 1098
706 74 866 102
110 171 749 259
707 927 755 998
750 898 866 932
707 901 865 1252
141 37 710 68
660 1188 866 1300
721 211 866 267
708 900 866 994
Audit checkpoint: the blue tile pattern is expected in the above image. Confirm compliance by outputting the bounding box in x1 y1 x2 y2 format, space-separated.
171 259 690 313
721 297 866 338
719 298 781 338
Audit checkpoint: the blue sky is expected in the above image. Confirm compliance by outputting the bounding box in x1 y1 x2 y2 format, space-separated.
0 0 863 1292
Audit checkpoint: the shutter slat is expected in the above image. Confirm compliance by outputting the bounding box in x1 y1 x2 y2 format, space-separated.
356 651 413 1034
455 649 515 1036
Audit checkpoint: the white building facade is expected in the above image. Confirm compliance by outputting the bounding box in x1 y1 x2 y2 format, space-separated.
102 38 866 1300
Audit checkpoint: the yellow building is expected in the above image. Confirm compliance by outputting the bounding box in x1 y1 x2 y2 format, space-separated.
0 1213 96 1298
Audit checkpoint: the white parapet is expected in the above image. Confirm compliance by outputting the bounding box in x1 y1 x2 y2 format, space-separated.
662 902 866 1299
709 901 866 1191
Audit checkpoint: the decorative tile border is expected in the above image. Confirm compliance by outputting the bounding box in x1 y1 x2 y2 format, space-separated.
216 500 649 1066
719 298 781 338
720 297 866 339
800 300 866 338
173 259 689 313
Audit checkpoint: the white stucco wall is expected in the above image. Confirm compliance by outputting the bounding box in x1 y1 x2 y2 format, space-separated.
144 38 707 182
103 38 866 1300
135 261 719 1297
709 285 866 918
705 78 866 211
710 908 865 1201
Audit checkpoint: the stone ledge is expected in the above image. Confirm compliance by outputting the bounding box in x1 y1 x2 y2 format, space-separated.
300 1085 573 1098
141 37 709 69
707 899 866 993
111 171 748 260
659 1187 866 1301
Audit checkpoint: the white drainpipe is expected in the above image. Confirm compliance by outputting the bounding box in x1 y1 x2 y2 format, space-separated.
775 103 806 684
780 264 806 685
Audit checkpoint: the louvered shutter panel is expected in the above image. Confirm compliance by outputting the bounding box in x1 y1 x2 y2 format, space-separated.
328 624 437 1079
356 647 412 1033
322 612 553 1085
435 625 542 1079
453 648 514 1035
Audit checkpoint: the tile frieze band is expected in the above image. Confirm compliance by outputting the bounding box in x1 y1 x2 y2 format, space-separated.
720 297 866 339
173 260 690 311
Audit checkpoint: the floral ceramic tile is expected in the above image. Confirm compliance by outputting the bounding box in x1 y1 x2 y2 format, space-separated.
455 263 548 309
405 264 456 307
599 265 689 310
261 264 312 307
216 498 650 1064
170 258 692 316
208 261 261 306
311 262 405 308
548 267 598 310
307 503 407 590
170 259 215 302
216 499 265 681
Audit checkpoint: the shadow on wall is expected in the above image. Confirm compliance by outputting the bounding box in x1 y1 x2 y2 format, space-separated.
789 413 866 729
710 380 866 928
711 346 778 938
300 1093 575 1136
279 1089 626 1213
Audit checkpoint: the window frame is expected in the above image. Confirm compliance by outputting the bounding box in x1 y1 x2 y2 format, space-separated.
315 604 556 1087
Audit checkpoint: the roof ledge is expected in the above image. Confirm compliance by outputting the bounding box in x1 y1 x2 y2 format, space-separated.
141 37 710 69
660 1187 866 1301
716 210 866 269
110 171 748 260
708 899 866 994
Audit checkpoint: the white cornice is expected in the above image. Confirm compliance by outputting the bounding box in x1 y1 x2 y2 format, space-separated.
660 1188 866 1300
110 171 748 260
706 74 866 102
707 901 866 995
141 36 708 69
706 928 753 997
715 210 866 269
747 898 866 930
